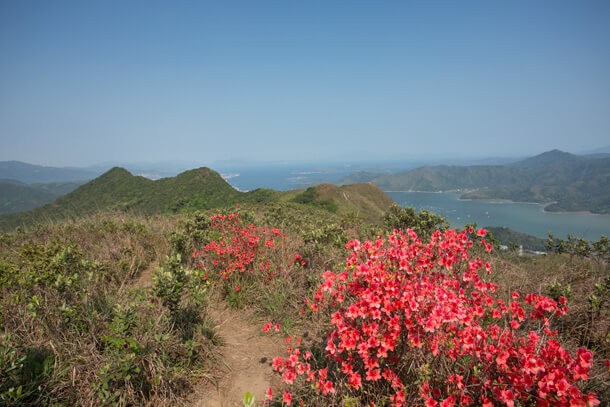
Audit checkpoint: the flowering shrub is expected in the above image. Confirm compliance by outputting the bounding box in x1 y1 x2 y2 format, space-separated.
192 213 286 281
189 212 312 314
269 228 600 406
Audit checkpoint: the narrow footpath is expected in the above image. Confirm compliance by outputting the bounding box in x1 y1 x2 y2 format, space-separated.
192 306 285 407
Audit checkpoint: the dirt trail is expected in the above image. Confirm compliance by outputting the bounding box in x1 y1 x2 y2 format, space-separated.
133 261 156 289
131 262 282 406
192 305 284 407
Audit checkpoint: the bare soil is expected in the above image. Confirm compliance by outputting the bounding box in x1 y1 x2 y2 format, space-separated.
191 305 284 407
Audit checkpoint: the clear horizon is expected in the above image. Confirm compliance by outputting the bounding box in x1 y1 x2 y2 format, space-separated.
1 1 609 167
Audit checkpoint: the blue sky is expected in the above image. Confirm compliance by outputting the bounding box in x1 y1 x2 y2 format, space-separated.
1 1 609 166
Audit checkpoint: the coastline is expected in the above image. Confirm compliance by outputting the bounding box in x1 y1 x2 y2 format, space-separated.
383 189 466 194
457 197 543 206
385 190 610 240
541 205 606 216
390 190 610 217
462 196 609 216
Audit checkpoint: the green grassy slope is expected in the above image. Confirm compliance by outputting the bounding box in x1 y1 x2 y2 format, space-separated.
0 180 85 214
30 180 84 196
0 180 59 214
0 167 394 230
0 167 269 230
287 183 395 224
486 226 547 251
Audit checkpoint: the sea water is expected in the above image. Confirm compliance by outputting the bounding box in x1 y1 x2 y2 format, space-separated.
386 191 610 241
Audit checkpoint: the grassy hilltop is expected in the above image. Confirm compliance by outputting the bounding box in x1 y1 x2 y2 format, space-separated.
0 167 395 231
0 167 268 230
286 183 395 224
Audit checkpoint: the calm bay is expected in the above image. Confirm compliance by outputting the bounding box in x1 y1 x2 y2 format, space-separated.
386 191 610 241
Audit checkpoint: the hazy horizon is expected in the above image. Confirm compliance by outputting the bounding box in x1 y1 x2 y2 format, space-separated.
2 146 606 172
1 1 609 167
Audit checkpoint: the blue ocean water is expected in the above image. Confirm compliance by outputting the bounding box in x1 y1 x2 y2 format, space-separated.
221 164 610 241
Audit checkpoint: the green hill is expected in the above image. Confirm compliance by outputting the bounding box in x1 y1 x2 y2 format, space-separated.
29 181 84 196
486 226 547 252
344 165 517 191
462 151 610 213
0 167 271 230
0 180 84 214
338 150 610 213
0 180 59 214
0 167 394 230
287 183 395 224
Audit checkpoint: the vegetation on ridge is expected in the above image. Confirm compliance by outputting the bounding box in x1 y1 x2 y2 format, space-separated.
485 226 548 252
0 180 83 214
0 167 274 230
289 183 395 224
0 167 395 231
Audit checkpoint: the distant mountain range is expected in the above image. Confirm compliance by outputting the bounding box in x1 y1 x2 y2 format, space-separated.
0 161 98 214
0 161 98 183
579 144 610 156
0 179 84 214
338 150 610 214
0 160 195 183
0 167 393 230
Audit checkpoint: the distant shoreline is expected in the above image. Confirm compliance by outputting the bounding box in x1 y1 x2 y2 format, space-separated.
383 189 464 194
541 205 607 216
387 190 610 217
462 196 610 216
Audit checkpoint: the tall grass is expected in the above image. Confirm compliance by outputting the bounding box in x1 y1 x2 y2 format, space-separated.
0 213 218 406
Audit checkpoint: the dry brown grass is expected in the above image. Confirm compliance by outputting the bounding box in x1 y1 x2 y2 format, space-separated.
491 252 610 401
0 212 221 406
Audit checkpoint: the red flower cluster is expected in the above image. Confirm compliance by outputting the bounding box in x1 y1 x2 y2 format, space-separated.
270 228 600 406
192 213 286 279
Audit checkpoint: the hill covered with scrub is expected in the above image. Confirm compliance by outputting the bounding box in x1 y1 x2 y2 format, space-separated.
0 179 83 214
0 167 270 230
0 166 608 406
0 167 394 231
